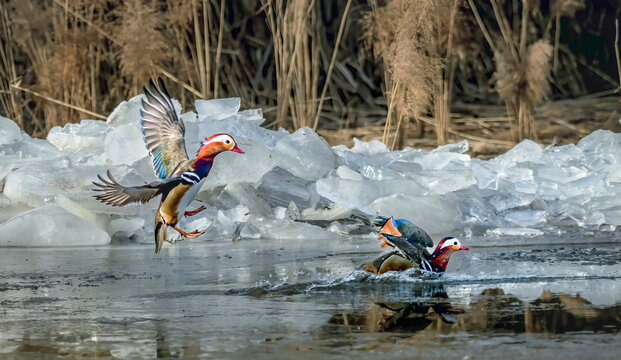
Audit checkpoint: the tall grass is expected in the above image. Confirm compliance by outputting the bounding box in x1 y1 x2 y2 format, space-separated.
469 0 554 141
363 0 467 148
0 0 616 147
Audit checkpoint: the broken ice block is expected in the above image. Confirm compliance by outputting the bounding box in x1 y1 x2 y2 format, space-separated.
273 127 337 181
257 167 317 209
369 193 460 235
217 205 250 234
336 165 362 181
0 204 110 247
301 204 353 221
433 140 469 154
195 97 241 121
106 95 143 127
104 123 148 165
492 139 543 167
0 116 21 145
202 140 276 188
216 182 272 216
504 210 547 227
107 217 145 237
47 120 107 153
349 137 389 155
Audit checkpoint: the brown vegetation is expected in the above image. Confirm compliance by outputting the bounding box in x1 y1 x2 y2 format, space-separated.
0 0 619 156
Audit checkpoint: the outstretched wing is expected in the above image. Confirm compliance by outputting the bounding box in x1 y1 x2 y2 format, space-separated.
140 78 189 179
92 170 178 206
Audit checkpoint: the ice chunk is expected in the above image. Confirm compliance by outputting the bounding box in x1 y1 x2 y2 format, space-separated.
55 194 109 230
216 182 273 216
504 210 547 227
0 116 21 145
413 150 470 170
415 169 476 194
2 134 65 165
368 193 460 235
107 94 182 128
217 205 250 234
538 166 588 184
577 129 616 156
180 110 198 123
3 163 145 215
195 97 240 121
316 175 427 211
256 167 318 209
0 194 32 224
336 165 362 181
471 161 498 190
301 204 353 221
107 217 145 237
104 122 148 165
492 139 543 167
106 95 143 127
0 204 110 247
350 137 388 155
433 140 469 154
47 120 107 153
202 140 276 188
273 127 338 181
237 109 266 126
488 194 534 212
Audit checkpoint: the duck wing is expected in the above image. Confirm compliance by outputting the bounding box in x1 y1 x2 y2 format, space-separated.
376 217 434 251
140 78 189 179
380 235 434 272
92 170 182 206
396 220 434 249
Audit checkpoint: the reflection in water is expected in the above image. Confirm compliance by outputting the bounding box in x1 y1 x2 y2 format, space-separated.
328 287 621 334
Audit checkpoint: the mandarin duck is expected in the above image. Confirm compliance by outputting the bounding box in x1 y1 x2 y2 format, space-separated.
93 79 243 253
361 216 468 274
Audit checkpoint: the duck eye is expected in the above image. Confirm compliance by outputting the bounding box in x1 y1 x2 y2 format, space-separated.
453 241 458 246
224 139 231 144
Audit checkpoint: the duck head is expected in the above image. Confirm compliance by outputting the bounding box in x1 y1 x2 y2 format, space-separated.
196 133 244 159
430 237 468 272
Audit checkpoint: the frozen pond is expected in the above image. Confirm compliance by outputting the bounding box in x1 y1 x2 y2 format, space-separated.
1 234 619 359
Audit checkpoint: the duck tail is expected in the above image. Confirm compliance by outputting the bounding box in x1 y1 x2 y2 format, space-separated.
154 213 167 254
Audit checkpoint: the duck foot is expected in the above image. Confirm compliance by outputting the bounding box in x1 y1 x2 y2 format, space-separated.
184 205 206 217
172 225 204 239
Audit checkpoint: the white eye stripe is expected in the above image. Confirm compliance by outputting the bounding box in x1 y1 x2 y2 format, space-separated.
441 238 460 249
202 134 233 146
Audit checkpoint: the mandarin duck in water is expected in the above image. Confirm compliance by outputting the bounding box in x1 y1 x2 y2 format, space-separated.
93 79 243 253
361 216 468 275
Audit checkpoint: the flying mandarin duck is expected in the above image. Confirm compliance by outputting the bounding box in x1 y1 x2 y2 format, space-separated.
93 79 244 253
361 216 468 274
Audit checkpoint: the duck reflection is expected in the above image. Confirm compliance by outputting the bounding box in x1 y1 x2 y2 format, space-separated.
328 288 621 334
328 284 460 333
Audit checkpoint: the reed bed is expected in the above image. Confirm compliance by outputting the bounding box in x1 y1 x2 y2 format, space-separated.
0 0 618 156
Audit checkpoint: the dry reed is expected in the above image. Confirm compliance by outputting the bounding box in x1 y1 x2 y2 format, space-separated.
363 0 466 148
0 0 616 152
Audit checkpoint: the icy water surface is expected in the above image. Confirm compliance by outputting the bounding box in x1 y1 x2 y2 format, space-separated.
1 235 620 359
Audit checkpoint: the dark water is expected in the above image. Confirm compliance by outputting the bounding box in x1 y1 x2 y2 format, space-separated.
0 235 619 359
